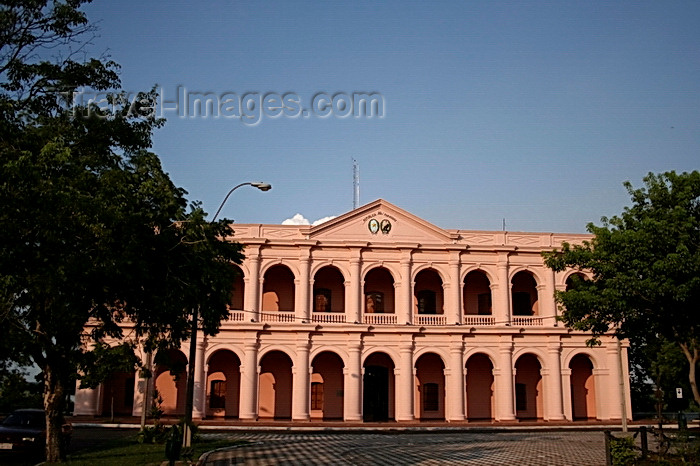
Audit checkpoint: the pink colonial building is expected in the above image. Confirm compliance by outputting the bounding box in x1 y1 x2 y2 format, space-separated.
75 199 631 423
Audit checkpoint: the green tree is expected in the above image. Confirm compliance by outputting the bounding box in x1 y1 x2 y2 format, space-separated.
543 171 700 408
0 1 244 461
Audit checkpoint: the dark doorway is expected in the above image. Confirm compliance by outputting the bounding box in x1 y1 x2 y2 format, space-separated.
363 365 389 421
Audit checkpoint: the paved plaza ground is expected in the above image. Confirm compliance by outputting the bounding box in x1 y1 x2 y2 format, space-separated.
198 431 609 465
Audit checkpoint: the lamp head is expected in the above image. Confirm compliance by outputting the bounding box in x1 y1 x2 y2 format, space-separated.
251 182 272 191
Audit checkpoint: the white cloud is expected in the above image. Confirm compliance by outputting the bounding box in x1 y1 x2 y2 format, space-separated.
312 216 336 226
281 214 337 226
282 213 310 225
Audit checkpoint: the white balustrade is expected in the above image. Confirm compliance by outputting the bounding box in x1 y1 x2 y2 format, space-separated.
363 314 398 325
512 316 544 326
463 315 495 326
414 314 448 326
228 311 245 322
311 312 347 323
260 311 296 323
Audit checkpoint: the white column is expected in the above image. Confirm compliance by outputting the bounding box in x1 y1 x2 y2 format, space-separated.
396 342 415 421
344 340 363 421
296 252 311 322
399 253 413 324
447 342 466 421
496 342 516 421
495 254 511 325
561 368 573 420
543 267 557 326
239 338 259 420
192 338 207 419
349 256 362 323
448 255 462 325
605 342 623 420
292 340 311 421
74 385 100 416
546 342 565 421
245 248 261 321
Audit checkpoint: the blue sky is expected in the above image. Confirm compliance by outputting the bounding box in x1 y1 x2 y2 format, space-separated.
83 1 699 233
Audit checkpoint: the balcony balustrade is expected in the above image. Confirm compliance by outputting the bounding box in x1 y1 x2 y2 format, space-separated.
364 314 397 325
512 316 544 326
463 315 495 326
414 314 447 326
311 312 347 323
260 311 296 323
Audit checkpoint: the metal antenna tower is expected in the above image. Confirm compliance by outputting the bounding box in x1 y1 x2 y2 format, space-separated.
352 159 360 209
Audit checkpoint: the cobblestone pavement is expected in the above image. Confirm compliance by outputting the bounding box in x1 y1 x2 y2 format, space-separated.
199 431 607 465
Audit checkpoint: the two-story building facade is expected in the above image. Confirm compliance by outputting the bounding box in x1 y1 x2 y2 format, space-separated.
74 199 631 423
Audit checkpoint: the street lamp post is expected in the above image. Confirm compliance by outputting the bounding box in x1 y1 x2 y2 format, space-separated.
182 181 271 448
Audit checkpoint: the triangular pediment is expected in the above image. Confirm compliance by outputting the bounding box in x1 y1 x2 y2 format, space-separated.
308 199 455 244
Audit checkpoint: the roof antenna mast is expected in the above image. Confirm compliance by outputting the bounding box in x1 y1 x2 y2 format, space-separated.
352 158 360 209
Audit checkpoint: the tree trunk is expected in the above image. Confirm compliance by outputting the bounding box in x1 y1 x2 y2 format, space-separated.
679 343 700 407
43 365 67 463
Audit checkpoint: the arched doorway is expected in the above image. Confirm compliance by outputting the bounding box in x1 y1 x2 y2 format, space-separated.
364 267 395 316
101 371 135 417
514 354 543 420
230 265 245 311
415 353 445 420
570 354 596 420
414 269 444 316
258 351 293 419
511 271 539 316
310 351 345 420
463 270 492 317
465 353 494 420
363 352 395 421
206 350 241 418
262 265 295 313
313 266 345 316
153 349 188 416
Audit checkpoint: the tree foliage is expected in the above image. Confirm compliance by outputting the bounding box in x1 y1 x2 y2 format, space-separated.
0 1 244 461
543 171 700 408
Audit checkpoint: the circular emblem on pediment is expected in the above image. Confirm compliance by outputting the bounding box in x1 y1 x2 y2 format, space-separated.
368 218 379 234
380 219 392 234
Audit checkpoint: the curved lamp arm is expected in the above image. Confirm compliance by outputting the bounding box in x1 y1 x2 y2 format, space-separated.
211 181 272 221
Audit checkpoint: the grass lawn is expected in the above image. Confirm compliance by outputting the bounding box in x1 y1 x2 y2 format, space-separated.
63 434 246 466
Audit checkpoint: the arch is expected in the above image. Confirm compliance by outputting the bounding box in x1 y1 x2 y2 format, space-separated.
465 353 494 420
514 353 543 420
313 265 345 313
363 351 396 421
310 260 350 280
310 351 345 420
569 354 597 420
259 260 299 278
363 267 395 314
460 265 496 284
464 347 499 369
414 268 444 315
361 262 400 280
563 350 601 371
262 264 296 313
463 270 492 316
206 349 241 418
565 272 588 291
511 270 539 316
258 350 293 419
411 263 447 282
230 264 245 310
153 348 188 416
413 347 449 367
415 352 445 420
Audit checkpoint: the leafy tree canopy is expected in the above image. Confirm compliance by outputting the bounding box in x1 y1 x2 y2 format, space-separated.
543 170 700 407
0 1 244 461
